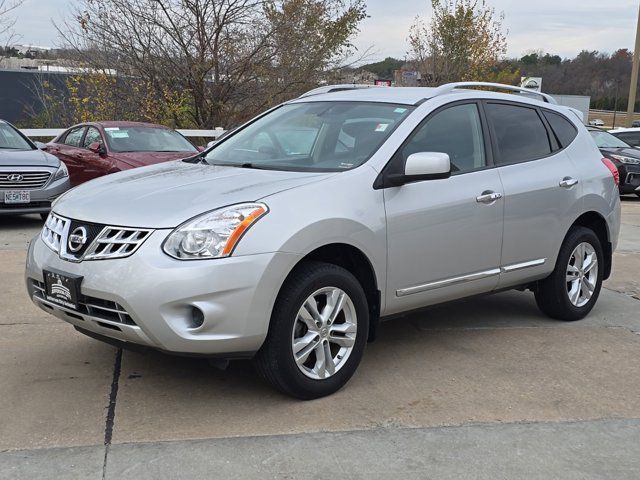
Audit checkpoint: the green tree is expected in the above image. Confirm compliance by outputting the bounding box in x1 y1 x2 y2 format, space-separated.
358 57 404 79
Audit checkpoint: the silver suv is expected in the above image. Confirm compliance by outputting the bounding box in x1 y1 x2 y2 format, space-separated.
26 83 621 399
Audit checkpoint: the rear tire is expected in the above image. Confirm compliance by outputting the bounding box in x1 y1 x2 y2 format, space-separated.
254 261 369 400
535 226 603 321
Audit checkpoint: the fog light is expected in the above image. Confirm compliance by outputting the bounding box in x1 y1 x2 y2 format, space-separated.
189 306 205 329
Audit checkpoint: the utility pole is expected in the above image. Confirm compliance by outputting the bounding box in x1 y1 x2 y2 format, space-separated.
627 2 640 127
613 82 619 129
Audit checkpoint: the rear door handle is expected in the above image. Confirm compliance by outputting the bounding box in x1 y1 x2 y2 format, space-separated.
476 190 503 204
559 177 578 188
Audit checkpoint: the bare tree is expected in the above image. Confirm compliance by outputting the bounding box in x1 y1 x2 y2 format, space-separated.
0 0 23 47
56 0 366 128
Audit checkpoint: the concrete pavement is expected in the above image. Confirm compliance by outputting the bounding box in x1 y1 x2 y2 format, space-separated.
1 198 640 478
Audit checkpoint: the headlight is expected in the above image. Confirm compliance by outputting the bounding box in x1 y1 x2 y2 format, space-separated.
52 162 69 182
162 203 268 260
610 154 640 165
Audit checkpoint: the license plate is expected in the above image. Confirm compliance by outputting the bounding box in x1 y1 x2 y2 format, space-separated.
4 190 30 204
43 270 83 310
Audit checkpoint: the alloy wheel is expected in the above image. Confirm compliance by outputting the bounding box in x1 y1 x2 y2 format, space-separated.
566 242 598 307
291 287 357 380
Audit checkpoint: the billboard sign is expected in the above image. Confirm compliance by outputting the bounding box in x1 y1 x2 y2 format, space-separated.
521 77 542 92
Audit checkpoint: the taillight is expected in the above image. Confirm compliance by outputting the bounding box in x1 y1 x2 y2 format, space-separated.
601 158 620 186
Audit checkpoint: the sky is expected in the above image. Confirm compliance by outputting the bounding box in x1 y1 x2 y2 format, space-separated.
7 0 640 61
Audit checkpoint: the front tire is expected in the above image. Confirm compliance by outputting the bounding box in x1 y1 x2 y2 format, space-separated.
535 226 603 321
254 261 369 400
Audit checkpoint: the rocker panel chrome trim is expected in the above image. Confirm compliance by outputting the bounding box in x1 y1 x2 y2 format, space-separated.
396 258 547 297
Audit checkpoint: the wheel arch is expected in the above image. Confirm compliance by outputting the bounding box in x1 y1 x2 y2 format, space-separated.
566 211 612 280
283 243 381 342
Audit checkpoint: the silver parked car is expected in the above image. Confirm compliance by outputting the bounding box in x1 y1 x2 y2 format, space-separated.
26 83 621 399
1 120 70 219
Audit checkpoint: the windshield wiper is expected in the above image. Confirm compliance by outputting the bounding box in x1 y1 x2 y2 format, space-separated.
207 161 276 170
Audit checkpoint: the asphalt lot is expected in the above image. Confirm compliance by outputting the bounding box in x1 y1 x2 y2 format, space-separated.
1 197 640 479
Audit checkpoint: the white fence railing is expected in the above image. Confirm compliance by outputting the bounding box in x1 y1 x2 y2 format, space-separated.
20 127 226 139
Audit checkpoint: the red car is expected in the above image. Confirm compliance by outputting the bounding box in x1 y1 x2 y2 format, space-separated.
45 121 199 186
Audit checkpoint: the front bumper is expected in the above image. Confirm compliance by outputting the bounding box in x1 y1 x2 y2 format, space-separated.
0 176 70 215
26 231 300 355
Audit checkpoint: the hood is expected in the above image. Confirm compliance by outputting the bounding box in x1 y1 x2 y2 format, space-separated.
111 151 197 167
0 148 59 168
54 160 332 228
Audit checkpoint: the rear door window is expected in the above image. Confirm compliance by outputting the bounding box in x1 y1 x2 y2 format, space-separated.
63 127 86 147
485 103 552 165
543 110 578 149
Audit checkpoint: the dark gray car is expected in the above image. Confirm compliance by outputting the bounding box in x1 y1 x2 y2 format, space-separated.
0 120 70 220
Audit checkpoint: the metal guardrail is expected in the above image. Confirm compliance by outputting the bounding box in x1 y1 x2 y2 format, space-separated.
20 127 226 139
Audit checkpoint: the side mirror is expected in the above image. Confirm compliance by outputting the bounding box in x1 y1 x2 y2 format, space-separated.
34 141 47 150
387 152 451 187
88 142 105 154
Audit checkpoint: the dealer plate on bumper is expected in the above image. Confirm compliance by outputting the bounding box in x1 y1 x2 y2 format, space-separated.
43 269 83 310
4 190 30 204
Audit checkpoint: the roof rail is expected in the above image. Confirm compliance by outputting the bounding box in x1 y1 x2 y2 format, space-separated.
298 84 383 99
430 82 558 104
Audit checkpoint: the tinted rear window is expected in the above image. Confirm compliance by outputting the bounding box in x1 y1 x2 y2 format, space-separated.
543 110 578 148
485 103 551 165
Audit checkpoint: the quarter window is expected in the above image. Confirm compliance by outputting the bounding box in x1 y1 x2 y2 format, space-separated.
400 103 487 174
543 111 578 149
63 127 86 147
486 103 551 165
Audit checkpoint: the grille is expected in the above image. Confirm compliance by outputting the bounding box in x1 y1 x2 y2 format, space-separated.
83 226 153 260
42 212 69 253
31 279 137 326
0 171 51 189
41 212 153 261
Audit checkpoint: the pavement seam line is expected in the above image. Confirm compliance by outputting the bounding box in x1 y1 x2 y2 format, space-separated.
604 286 640 303
102 347 122 480
102 416 640 450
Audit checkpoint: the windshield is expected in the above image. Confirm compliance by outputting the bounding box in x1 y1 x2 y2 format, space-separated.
0 122 33 150
590 130 630 149
205 102 415 171
103 126 197 153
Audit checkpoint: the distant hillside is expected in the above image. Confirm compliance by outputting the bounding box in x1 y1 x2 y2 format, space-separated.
357 57 404 79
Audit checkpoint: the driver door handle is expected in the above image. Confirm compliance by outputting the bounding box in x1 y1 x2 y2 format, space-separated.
476 191 503 204
559 177 579 188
